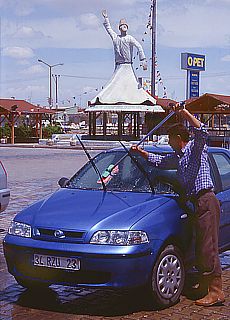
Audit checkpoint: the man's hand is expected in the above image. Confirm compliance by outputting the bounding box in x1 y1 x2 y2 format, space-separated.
102 10 108 18
169 101 186 114
131 145 149 159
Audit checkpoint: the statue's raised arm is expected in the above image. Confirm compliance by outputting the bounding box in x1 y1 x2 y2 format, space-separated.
102 9 108 18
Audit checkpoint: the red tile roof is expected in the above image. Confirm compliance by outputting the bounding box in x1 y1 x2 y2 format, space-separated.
0 99 55 114
185 93 230 113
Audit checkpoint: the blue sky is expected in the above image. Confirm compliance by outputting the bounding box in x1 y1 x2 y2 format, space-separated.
0 0 230 108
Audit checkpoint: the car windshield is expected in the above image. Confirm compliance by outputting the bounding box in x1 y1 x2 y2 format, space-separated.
67 150 179 194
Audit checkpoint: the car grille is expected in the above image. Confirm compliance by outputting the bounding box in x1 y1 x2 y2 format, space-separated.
19 266 111 284
33 227 85 243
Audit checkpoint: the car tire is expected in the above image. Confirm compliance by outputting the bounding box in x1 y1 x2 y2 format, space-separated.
15 277 50 290
150 244 185 308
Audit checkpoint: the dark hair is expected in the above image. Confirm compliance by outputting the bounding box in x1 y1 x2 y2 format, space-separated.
167 123 190 142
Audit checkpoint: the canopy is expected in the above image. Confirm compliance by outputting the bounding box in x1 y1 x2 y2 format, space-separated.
186 93 230 114
0 99 55 115
85 104 164 113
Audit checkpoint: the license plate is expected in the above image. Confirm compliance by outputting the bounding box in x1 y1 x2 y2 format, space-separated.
33 254 80 271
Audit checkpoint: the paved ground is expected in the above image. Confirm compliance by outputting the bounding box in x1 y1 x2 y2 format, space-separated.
0 146 229 320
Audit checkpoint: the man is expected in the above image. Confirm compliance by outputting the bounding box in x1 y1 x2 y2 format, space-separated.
131 105 225 307
102 9 147 70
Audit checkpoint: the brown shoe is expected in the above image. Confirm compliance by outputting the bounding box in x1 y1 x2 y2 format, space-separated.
195 276 225 306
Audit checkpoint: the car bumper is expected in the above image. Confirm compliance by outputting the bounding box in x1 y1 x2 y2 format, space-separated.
3 235 162 289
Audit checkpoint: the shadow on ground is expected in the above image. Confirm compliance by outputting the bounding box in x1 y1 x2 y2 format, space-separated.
1 283 159 317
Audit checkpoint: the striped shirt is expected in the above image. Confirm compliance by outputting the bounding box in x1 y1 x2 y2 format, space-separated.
148 125 214 196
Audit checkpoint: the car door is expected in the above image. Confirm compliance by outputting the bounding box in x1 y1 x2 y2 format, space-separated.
210 150 230 250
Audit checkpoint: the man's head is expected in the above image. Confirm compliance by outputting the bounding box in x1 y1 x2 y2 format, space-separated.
119 19 128 33
167 123 190 152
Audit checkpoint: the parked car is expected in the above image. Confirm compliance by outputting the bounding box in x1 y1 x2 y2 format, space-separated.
0 160 10 212
3 146 230 308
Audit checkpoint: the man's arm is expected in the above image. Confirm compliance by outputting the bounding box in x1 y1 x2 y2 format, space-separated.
176 105 208 153
131 145 177 168
178 108 201 128
102 10 117 41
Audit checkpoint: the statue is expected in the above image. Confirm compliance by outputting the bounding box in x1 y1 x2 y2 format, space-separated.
102 9 147 70
90 10 156 105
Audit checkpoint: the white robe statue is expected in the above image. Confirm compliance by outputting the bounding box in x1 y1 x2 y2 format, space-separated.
90 10 156 105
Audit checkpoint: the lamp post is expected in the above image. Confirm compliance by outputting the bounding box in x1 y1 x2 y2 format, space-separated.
151 0 157 97
38 59 63 108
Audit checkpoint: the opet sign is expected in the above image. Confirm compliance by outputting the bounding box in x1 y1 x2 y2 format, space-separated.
181 52 205 98
181 53 205 71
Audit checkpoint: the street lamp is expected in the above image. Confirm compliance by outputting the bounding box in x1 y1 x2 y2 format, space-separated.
38 59 63 108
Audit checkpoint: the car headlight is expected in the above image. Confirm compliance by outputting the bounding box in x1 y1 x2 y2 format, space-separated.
90 230 149 245
8 221 31 238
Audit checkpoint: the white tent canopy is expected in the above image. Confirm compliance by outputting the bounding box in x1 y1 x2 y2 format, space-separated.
86 104 164 113
90 64 158 107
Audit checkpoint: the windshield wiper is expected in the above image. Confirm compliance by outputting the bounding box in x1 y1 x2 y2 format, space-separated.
75 135 107 192
104 111 176 179
119 141 155 193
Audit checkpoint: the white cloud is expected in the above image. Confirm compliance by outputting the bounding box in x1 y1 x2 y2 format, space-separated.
77 13 100 30
21 17 109 49
17 59 30 65
21 64 45 75
158 3 230 48
221 55 230 61
4 85 47 100
2 46 34 59
12 0 34 16
1 1 228 50
12 26 47 39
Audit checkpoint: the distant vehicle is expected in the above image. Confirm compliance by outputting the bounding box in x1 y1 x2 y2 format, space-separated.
3 146 230 308
0 161 10 212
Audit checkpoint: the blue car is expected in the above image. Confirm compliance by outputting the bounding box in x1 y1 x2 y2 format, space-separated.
3 145 230 308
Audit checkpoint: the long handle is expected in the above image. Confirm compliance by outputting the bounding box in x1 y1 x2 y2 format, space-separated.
109 111 175 172
137 110 175 146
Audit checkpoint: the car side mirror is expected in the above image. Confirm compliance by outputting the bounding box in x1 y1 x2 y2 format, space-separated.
58 177 69 188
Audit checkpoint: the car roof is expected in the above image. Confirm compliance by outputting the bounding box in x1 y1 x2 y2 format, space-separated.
109 144 230 154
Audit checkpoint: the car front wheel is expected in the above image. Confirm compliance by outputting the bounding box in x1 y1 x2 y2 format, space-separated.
150 244 185 308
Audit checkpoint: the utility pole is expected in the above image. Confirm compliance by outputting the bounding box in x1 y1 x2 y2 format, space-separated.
53 74 60 110
151 0 157 97
38 59 63 108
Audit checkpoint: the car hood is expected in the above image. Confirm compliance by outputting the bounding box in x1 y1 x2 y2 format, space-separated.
17 188 171 231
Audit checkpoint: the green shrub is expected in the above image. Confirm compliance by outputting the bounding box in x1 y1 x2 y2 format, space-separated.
43 125 63 138
0 123 11 138
15 125 35 138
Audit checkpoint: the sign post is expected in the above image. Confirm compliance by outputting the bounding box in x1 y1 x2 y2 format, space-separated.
181 52 205 99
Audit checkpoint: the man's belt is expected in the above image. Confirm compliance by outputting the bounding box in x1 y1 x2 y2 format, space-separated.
190 188 213 202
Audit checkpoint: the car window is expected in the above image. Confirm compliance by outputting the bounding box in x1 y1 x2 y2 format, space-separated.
68 150 179 194
212 152 230 191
